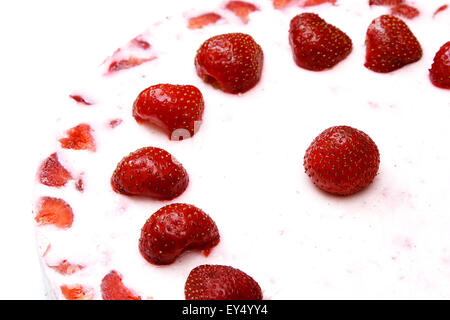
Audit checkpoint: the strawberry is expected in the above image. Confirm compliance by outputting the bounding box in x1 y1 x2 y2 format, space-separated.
59 123 96 152
301 0 336 7
391 4 420 19
195 33 264 94
185 264 263 300
364 15 422 73
289 13 352 71
139 203 220 265
111 147 189 200
434 4 448 17
132 84 204 140
429 42 450 89
188 13 222 30
369 0 403 5
304 126 380 196
101 270 141 300
35 196 74 229
38 153 72 187
69 94 93 106
48 259 84 275
225 1 259 23
60 284 94 300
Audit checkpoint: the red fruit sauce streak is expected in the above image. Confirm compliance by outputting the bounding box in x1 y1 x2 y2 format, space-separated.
391 4 420 19
69 94 93 106
434 4 448 17
225 1 259 23
131 37 151 50
107 56 156 74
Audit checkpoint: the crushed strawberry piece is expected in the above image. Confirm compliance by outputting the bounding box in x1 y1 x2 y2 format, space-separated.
273 0 295 9
61 284 94 300
69 94 93 106
301 0 336 7
369 0 403 5
75 177 84 192
131 37 151 50
101 271 141 300
38 153 72 187
109 118 123 128
35 196 74 229
391 4 420 19
434 4 448 17
188 13 222 29
225 1 258 23
49 259 84 275
108 56 156 73
59 123 96 152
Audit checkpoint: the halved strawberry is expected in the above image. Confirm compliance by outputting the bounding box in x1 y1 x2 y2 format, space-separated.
304 126 380 196
139 203 220 265
364 14 422 73
369 0 403 5
60 284 94 300
48 259 84 275
195 33 264 94
391 4 420 19
225 1 259 23
101 270 141 300
185 265 263 300
111 147 189 200
35 196 74 229
59 123 96 152
429 42 450 89
132 84 204 140
289 13 352 71
38 153 72 187
188 13 222 29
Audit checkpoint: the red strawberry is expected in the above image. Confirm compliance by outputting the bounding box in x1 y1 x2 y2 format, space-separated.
185 265 263 300
429 42 450 89
101 270 141 300
38 153 72 187
35 196 74 228
364 15 422 73
273 0 294 9
48 259 84 275
60 284 94 300
225 1 259 23
304 126 380 196
139 203 220 265
59 123 96 152
369 0 403 5
111 147 189 200
289 13 352 71
69 94 93 106
188 13 222 30
132 84 204 140
391 4 420 19
195 33 264 94
301 0 336 7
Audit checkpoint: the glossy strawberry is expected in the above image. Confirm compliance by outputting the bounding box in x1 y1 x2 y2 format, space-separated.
133 84 204 140
35 197 74 229
101 271 141 300
111 147 189 200
60 284 94 300
38 153 72 187
364 15 422 73
434 5 448 17
195 33 264 94
59 123 96 152
289 13 352 71
391 4 420 19
304 126 380 196
139 203 220 265
369 0 403 5
225 1 258 23
185 264 263 300
429 42 450 89
188 13 222 29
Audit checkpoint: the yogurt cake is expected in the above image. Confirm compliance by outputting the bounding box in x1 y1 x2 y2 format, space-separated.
33 0 450 299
